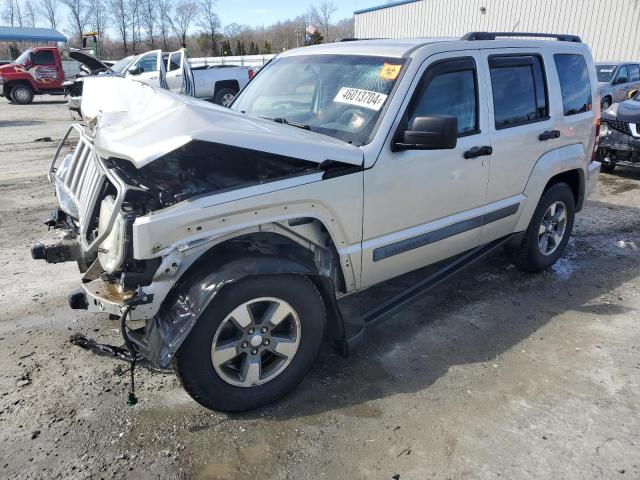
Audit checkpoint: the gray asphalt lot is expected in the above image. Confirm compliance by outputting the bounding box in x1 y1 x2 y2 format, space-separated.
1 96 639 479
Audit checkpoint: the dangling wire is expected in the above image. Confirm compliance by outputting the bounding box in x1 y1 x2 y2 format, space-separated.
119 306 138 406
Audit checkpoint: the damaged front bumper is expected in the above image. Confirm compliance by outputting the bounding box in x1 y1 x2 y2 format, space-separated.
599 121 640 167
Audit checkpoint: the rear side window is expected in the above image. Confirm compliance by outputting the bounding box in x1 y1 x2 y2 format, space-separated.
629 64 640 82
33 50 55 65
408 58 479 136
489 55 548 129
554 54 593 116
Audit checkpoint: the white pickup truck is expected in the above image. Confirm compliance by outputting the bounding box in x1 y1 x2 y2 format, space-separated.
36 32 600 412
65 49 254 112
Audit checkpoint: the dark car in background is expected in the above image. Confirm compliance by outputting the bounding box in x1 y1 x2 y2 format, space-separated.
598 88 640 172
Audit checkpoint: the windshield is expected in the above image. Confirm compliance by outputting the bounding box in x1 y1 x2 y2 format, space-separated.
231 54 406 146
596 65 617 82
110 55 134 74
14 49 32 65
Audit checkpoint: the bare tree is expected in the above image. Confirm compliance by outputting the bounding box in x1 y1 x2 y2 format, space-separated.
307 1 337 42
61 0 94 41
1 0 19 26
36 0 59 28
129 0 142 53
106 0 129 54
90 0 108 57
333 16 354 40
140 0 157 48
157 0 170 49
197 0 219 55
24 0 36 26
168 0 199 48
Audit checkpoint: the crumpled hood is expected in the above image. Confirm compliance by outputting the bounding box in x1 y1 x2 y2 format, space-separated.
81 76 364 169
602 100 640 122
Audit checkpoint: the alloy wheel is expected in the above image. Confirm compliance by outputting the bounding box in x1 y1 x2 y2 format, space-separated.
211 297 301 387
538 201 568 256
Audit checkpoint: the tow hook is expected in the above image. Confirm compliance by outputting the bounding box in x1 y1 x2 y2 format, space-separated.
31 236 81 264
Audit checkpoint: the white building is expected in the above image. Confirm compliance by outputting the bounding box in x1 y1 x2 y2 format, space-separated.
354 0 640 61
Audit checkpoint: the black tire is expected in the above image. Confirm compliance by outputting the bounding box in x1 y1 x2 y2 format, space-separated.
213 87 237 107
4 87 14 103
508 182 576 273
601 96 612 110
10 84 34 104
173 274 326 412
600 162 616 173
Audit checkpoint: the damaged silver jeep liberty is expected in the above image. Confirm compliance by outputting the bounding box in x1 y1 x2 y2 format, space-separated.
34 33 601 412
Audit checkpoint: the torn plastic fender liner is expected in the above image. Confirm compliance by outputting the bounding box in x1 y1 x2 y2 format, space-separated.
145 233 345 367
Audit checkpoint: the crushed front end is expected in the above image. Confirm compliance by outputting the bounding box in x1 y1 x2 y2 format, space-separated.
33 124 164 363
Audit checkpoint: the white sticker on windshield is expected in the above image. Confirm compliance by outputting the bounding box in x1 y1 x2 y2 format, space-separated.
333 87 388 111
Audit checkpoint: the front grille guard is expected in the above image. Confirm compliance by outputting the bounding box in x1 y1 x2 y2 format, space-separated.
49 124 127 253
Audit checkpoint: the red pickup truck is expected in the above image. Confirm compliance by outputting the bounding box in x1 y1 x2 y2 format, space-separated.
0 47 66 104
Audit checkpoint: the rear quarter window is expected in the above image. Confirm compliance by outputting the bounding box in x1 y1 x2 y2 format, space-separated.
554 54 592 116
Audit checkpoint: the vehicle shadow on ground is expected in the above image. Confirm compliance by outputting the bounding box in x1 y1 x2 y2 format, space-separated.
602 167 640 182
8 100 67 106
0 119 46 127
242 200 640 420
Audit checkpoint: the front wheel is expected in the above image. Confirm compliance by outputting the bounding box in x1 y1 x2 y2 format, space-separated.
601 97 612 111
11 84 34 104
508 182 575 272
600 162 616 173
173 274 326 412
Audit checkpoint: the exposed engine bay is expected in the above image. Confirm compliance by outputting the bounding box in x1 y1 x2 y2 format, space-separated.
110 140 320 212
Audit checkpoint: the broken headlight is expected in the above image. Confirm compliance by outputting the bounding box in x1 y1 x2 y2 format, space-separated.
97 195 126 274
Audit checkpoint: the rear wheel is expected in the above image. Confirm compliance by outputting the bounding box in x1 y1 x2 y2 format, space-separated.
213 87 237 107
173 274 326 412
508 182 575 272
11 84 34 104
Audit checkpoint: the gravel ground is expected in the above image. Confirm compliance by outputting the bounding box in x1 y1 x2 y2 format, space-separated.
1 97 639 480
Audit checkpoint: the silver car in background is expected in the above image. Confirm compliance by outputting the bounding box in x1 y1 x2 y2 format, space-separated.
597 62 640 109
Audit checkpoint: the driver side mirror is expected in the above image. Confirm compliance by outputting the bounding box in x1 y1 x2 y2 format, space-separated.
128 66 142 75
615 76 628 85
393 115 458 151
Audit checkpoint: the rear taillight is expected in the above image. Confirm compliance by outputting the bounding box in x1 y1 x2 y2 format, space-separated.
591 118 601 163
248 69 254 80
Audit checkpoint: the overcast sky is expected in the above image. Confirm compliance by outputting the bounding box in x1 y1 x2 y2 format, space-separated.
215 0 385 27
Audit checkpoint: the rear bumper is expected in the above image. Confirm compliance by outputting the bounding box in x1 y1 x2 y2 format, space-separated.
586 161 601 197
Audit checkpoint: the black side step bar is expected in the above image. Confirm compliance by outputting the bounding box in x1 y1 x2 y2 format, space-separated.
343 234 516 353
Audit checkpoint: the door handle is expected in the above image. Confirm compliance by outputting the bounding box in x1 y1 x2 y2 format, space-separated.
539 130 560 141
464 146 492 159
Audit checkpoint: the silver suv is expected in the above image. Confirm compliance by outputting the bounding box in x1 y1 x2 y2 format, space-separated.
34 32 601 412
596 62 640 109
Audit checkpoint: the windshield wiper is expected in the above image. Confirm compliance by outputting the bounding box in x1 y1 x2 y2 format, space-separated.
269 117 311 130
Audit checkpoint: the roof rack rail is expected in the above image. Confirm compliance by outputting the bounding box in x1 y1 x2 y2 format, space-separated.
462 32 582 43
